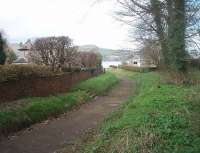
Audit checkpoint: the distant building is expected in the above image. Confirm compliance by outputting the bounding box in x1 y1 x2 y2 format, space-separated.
18 39 32 60
10 39 32 64
126 51 142 67
126 51 156 67
13 58 28 64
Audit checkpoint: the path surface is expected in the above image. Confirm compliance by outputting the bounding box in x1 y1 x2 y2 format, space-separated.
0 77 134 153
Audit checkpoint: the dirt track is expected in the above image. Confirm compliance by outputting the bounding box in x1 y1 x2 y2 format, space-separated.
0 77 134 153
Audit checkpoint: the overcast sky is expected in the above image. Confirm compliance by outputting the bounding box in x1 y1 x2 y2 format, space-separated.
0 0 134 49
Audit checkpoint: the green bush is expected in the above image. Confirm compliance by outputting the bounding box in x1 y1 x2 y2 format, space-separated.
0 64 60 82
0 51 6 65
0 33 6 65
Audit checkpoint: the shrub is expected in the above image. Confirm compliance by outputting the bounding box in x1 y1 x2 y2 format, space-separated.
119 65 157 73
6 49 17 64
78 51 102 69
0 64 60 82
62 67 82 73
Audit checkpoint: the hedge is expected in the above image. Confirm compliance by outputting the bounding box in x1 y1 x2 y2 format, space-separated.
119 65 157 73
0 64 61 82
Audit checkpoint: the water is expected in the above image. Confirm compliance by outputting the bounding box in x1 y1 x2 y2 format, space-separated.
102 61 122 68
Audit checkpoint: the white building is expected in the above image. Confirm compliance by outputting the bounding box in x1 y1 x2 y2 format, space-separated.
126 51 144 67
11 40 32 64
126 51 156 67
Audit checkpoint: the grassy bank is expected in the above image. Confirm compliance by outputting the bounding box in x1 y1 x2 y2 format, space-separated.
82 69 200 153
72 72 118 95
0 72 118 136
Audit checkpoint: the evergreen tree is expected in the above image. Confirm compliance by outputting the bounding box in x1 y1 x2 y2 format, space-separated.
0 33 6 65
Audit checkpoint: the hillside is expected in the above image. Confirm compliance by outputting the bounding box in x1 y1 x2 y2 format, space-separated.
79 45 133 61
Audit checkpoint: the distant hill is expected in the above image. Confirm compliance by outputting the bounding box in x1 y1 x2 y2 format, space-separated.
79 45 133 61
78 45 116 54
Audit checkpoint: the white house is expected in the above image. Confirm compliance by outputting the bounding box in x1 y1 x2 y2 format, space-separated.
126 51 144 67
11 40 32 64
126 51 156 67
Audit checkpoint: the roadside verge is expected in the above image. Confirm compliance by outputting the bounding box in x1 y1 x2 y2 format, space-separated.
0 72 118 137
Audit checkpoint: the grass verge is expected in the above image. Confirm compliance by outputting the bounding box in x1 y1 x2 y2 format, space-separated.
81 69 200 153
72 72 119 95
0 72 118 136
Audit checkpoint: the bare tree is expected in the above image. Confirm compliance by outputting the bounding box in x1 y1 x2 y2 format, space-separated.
78 51 102 68
5 47 17 64
116 0 200 72
29 36 78 72
141 39 161 66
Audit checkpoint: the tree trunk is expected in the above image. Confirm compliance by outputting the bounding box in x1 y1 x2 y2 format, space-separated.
168 0 187 72
151 0 187 73
150 0 170 67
